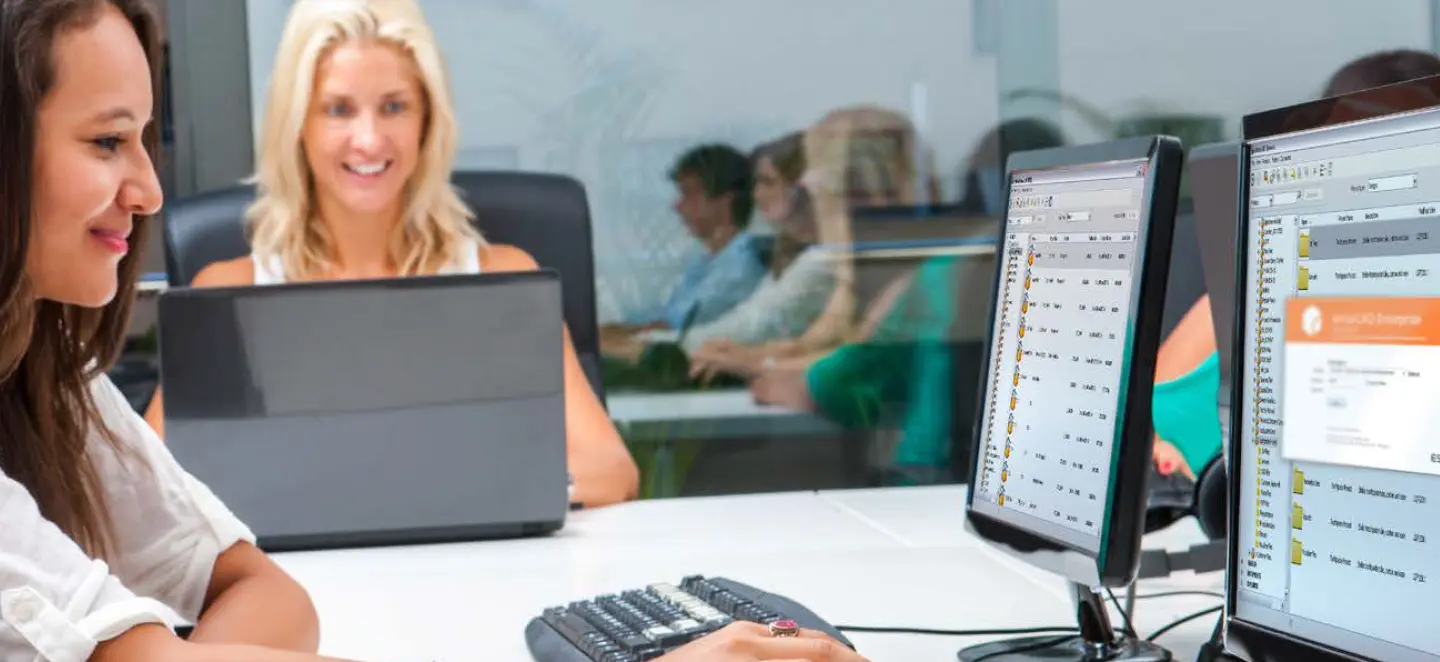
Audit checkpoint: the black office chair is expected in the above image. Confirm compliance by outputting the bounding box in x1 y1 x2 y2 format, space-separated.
161 170 607 402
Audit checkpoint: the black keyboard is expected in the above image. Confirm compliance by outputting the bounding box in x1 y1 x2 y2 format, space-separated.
524 575 852 662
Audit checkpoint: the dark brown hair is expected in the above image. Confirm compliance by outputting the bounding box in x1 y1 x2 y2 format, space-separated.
1324 49 1440 97
0 0 163 558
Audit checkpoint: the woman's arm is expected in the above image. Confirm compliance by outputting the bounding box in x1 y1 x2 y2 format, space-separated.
93 624 356 662
141 258 257 439
1155 295 1217 382
1151 295 1219 477
483 244 639 507
187 542 319 651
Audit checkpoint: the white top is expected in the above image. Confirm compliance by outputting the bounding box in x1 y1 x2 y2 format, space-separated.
251 238 483 284
679 246 836 351
0 375 255 662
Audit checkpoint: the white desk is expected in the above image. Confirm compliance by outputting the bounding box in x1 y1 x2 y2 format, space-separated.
817 486 1226 656
272 486 1223 662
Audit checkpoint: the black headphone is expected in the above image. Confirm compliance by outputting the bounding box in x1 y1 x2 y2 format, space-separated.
1137 454 1228 579
1143 452 1227 540
1193 454 1227 541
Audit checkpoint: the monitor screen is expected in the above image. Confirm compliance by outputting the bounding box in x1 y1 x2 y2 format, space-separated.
970 158 1149 553
1237 104 1440 662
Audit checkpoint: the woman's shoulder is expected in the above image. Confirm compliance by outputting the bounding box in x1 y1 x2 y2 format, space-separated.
477 242 540 273
191 256 257 288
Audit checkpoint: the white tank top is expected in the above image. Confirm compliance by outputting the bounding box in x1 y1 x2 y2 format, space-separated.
251 238 483 285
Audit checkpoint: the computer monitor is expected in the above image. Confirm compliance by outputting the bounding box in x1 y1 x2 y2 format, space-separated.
963 136 1184 662
1226 74 1440 662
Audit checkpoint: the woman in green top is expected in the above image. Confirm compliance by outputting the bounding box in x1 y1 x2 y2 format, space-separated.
751 260 1224 480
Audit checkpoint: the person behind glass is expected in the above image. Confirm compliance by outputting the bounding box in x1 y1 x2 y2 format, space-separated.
751 132 814 280
138 0 639 508
1149 48 1440 479
0 1 869 660
687 106 930 378
602 144 766 350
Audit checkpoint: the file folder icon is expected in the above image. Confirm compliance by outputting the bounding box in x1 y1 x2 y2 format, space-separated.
1291 539 1303 565
1014 371 1021 386
1298 230 1310 258
1298 266 1310 290
1292 503 1303 530
1293 468 1305 494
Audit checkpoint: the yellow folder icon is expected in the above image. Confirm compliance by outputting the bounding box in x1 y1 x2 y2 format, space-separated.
1293 468 1304 494
1298 266 1310 290
1291 539 1303 565
1010 396 1017 410
1292 503 1303 530
1019 325 1026 338
1017 348 1023 362
1022 301 1029 314
1298 230 1310 258
1008 420 1015 434
1024 276 1031 289
1004 445 1011 458
1014 371 1021 386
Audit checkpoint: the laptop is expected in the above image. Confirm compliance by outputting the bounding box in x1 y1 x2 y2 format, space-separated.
1187 141 1243 409
157 270 569 551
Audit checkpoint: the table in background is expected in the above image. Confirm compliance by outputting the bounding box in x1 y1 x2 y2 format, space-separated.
606 390 844 497
272 486 1224 662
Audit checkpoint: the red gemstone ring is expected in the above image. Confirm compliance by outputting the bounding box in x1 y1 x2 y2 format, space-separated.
768 619 800 637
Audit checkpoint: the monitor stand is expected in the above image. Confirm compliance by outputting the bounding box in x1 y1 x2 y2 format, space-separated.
957 582 1172 662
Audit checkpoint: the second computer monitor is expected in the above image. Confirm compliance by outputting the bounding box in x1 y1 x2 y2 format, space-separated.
1227 73 1440 662
966 136 1183 588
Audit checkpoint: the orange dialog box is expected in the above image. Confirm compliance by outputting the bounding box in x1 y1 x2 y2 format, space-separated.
1283 296 1440 476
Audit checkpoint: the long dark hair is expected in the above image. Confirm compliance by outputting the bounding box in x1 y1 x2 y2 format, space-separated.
0 0 163 558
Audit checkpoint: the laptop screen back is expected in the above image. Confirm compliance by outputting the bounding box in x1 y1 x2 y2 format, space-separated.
157 272 568 549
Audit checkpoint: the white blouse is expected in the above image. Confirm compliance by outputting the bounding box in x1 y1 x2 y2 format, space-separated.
0 374 255 662
679 246 838 352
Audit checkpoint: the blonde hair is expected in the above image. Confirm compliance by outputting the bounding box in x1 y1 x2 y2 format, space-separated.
247 0 479 279
796 105 932 348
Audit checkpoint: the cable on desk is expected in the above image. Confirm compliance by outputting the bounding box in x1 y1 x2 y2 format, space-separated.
835 625 1094 637
1105 586 1137 637
970 634 1078 662
1145 605 1223 642
1134 590 1223 601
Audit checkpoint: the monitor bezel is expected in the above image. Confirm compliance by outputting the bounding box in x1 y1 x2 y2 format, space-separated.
1226 73 1440 662
963 135 1183 587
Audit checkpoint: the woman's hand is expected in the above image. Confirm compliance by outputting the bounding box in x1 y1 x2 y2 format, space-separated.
1153 437 1194 480
750 368 814 411
689 341 758 382
656 622 869 662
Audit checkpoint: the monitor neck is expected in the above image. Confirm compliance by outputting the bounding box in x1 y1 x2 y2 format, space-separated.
1069 582 1121 652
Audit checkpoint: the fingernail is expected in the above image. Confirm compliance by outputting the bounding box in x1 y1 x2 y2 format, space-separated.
1160 460 1174 474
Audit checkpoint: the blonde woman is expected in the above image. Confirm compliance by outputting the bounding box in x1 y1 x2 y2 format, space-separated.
687 105 930 379
143 0 638 508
